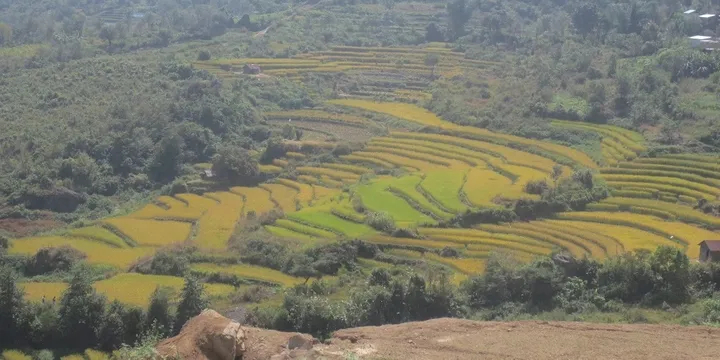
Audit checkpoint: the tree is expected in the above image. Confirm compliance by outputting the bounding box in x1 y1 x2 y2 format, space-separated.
0 266 24 347
425 23 444 42
211 146 260 185
425 53 440 78
99 25 117 48
146 286 174 337
447 0 473 40
58 268 107 350
98 301 126 351
572 3 599 37
174 275 208 334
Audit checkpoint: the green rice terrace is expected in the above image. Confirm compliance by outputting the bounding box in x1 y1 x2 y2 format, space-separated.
8 43 720 306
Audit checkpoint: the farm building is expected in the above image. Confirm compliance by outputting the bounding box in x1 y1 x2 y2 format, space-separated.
243 64 262 74
699 240 720 262
200 169 215 179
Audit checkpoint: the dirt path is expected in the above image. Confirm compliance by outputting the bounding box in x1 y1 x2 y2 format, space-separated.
317 318 720 359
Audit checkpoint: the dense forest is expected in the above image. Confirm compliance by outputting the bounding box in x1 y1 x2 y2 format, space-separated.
2 0 720 358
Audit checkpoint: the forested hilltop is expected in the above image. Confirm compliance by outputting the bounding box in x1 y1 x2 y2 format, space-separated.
2 0 720 358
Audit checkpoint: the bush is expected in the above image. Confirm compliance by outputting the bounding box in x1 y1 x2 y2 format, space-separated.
131 248 192 277
212 146 260 185
524 179 549 195
365 211 395 233
25 246 86 276
197 50 211 61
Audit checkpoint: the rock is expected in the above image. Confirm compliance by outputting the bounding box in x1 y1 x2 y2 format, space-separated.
288 334 314 350
156 309 246 360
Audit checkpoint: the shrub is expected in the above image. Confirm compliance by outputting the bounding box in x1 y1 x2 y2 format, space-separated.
365 211 396 233
131 248 192 277
25 246 86 276
524 179 549 195
197 50 211 61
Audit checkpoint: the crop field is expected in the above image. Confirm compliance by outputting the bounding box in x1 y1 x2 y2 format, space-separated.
593 197 720 229
545 220 677 254
364 144 468 169
420 170 470 212
273 218 338 239
604 181 712 200
92 273 234 307
20 282 69 302
477 223 603 258
103 218 192 247
84 350 109 360
600 174 720 198
348 151 436 172
191 263 304 287
287 207 376 238
322 163 375 175
388 175 454 220
462 168 538 207
340 154 396 169
66 226 129 248
355 178 435 225
297 166 361 181
260 183 300 213
229 187 276 215
554 212 715 258
9 236 154 268
615 161 720 180
276 178 315 203
194 192 244 250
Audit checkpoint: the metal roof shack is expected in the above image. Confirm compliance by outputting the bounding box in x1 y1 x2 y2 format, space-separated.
700 13 717 18
699 240 720 262
684 9 697 14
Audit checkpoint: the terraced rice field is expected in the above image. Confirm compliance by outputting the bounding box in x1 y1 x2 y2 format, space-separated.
2 350 32 360
355 178 435 226
103 218 192 247
66 226 129 248
191 263 304 287
420 170 470 212
230 186 276 215
260 183 300 213
9 236 154 268
194 192 245 249
388 175 454 220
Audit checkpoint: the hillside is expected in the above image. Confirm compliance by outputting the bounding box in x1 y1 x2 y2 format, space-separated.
3 0 720 358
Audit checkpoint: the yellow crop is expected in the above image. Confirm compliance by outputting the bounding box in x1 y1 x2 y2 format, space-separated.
60 355 85 360
636 157 720 173
600 168 720 188
422 232 551 256
320 176 344 188
419 228 553 250
260 184 299 213
664 153 720 164
103 218 191 247
286 151 307 160
194 192 244 250
391 132 555 173
552 120 645 152
85 350 110 360
297 166 360 181
191 263 303 287
312 185 340 201
477 224 599 258
273 159 289 167
276 179 314 203
462 168 538 207
272 219 337 239
322 163 374 175
548 220 676 254
230 187 276 215
259 164 283 174
606 181 712 200
93 273 234 307
328 100 595 168
510 222 608 258
131 195 207 221
66 226 128 248
2 350 32 360
601 174 720 197
425 253 486 274
554 212 712 258
20 282 67 302
364 145 468 170
598 197 720 229
372 138 484 166
9 236 154 269
176 193 218 212
366 235 456 249
297 175 321 185
340 154 395 168
349 151 436 172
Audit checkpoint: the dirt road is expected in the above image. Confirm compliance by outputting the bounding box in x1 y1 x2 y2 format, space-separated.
317 318 720 359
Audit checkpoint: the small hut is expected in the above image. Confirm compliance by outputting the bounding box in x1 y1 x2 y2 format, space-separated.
243 64 262 74
699 240 720 262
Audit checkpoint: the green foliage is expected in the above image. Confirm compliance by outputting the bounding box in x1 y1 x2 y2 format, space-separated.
132 248 191 277
146 287 174 338
25 246 86 276
174 275 209 334
364 211 396 233
0 265 24 347
211 146 260 185
58 268 107 349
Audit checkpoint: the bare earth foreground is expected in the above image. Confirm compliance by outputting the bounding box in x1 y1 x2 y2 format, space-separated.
320 319 720 360
158 311 720 360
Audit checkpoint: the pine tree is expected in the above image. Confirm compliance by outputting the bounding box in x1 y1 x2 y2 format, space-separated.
58 268 107 350
174 275 208 334
146 286 174 337
0 265 24 347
